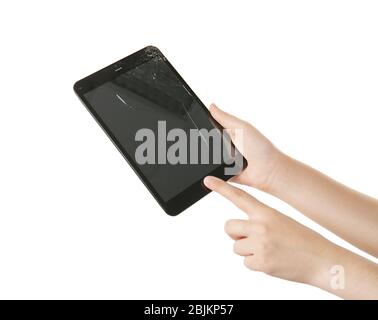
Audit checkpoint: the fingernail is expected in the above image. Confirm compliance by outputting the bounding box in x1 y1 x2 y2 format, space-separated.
204 176 217 188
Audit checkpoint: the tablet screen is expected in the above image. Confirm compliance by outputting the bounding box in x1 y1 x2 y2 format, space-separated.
84 54 221 201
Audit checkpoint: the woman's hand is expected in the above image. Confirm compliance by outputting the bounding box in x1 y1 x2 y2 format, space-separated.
211 103 378 258
203 176 335 285
209 103 284 191
207 104 378 299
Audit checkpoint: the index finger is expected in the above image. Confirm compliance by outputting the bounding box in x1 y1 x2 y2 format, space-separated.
203 176 264 216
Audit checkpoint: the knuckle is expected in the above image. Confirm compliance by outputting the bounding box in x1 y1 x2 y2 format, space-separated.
231 187 244 199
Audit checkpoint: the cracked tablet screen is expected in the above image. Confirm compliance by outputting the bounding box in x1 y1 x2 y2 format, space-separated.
84 51 221 201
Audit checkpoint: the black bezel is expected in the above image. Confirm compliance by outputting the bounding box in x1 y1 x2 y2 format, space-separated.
73 46 245 216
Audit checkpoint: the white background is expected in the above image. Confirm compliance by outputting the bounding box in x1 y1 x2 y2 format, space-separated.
0 0 377 299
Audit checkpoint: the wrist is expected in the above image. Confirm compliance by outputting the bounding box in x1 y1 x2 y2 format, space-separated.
262 151 296 195
307 241 346 290
309 242 378 299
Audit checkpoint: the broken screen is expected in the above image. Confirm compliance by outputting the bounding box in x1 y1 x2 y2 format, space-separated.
84 51 221 201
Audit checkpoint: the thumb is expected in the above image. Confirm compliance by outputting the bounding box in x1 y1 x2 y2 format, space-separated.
209 103 248 159
209 103 248 131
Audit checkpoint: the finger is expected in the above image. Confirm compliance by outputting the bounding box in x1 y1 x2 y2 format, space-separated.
204 176 264 216
209 103 247 131
209 103 272 162
209 104 248 153
224 219 250 240
233 238 256 256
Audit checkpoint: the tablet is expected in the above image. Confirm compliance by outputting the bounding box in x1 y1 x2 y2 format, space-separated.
74 46 245 215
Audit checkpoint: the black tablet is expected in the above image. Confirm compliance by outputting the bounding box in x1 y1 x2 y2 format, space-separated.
74 46 245 215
